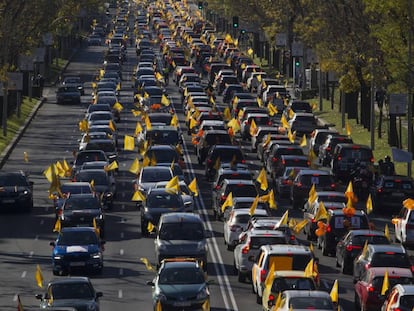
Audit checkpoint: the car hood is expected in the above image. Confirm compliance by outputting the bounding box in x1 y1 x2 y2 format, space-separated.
63 209 102 217
50 299 97 310
159 283 206 297
54 244 101 255
158 239 204 250
0 186 30 194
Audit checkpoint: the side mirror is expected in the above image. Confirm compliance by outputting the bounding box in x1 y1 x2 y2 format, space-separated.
50 241 56 247
146 281 155 286
35 294 43 300
96 292 103 298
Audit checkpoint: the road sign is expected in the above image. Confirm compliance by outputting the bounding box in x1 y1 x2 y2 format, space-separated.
7 72 24 91
292 42 304 57
275 33 287 47
389 93 407 116
18 54 34 71
42 33 53 46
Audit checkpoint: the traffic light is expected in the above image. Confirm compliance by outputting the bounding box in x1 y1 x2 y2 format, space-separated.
241 29 246 35
198 1 203 9
295 59 301 67
232 16 239 28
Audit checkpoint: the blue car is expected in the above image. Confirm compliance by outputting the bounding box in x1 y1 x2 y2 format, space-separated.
50 227 104 276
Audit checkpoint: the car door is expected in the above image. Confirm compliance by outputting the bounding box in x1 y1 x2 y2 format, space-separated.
252 250 265 292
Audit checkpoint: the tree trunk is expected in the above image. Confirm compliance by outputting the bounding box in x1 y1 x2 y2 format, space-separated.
389 115 399 147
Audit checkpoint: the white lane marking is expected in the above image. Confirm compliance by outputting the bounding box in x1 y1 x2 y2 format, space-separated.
121 218 126 223
118 289 123 298
122 204 125 210
120 232 124 239
170 96 239 311
120 249 124 256
29 251 34 258
21 271 27 278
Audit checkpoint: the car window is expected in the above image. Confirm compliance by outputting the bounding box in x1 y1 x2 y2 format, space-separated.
58 231 98 246
228 185 257 197
147 193 181 208
76 172 108 186
250 237 287 249
159 267 205 284
353 235 389 246
272 277 315 292
51 282 94 299
268 254 312 270
64 197 101 210
341 148 372 160
0 174 28 186
371 276 413 289
141 169 172 182
331 215 368 229
371 253 411 268
400 295 414 307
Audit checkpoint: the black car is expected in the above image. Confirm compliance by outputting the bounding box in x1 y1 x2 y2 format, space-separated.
36 277 102 310
62 76 84 95
335 229 390 275
370 175 414 213
59 193 105 237
50 227 105 275
196 130 233 165
72 150 108 176
140 188 186 236
204 145 245 181
56 84 81 105
0 171 33 212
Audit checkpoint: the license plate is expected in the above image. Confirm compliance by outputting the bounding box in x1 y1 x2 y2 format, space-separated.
2 199 15 203
392 192 405 197
173 301 191 307
70 262 85 267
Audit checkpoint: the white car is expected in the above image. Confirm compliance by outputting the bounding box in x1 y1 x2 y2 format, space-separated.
272 290 336 311
223 208 268 251
392 204 414 245
381 284 414 311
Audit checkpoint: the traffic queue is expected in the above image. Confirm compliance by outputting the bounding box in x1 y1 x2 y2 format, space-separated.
9 0 414 310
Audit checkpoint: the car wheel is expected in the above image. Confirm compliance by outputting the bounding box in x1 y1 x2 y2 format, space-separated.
322 239 329 256
141 221 149 237
256 292 261 304
342 259 352 275
238 270 246 283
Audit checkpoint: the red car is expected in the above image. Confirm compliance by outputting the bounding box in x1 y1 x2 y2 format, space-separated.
354 267 413 311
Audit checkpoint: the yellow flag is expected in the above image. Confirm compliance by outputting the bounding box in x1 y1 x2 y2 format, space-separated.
150 152 157 166
104 161 118 171
221 192 233 213
165 176 180 193
90 179 95 190
257 74 262 82
227 118 240 133
268 189 277 209
257 97 263 107
62 159 72 177
142 155 150 167
247 48 253 56
134 122 143 136
140 257 155 271
268 103 278 116
288 128 295 143
308 184 316 204
145 116 152 130
249 119 257 136
300 134 307 147
294 219 309 234
189 118 197 130
43 165 53 183
147 221 155 233
281 114 290 128
132 109 141 117
381 269 389 295
346 121 351 136
188 177 198 196
264 262 276 289
309 242 314 253
132 190 146 201
256 168 268 191
279 210 289 225
384 224 390 241
23 151 29 163
223 107 231 121
124 135 135 151
330 279 338 303
113 102 124 112
155 300 162 311
361 240 368 257
274 292 282 309
308 149 317 168
53 218 61 233
93 218 100 236
109 120 116 132
304 259 314 278
170 114 178 127
249 196 260 216
288 108 295 119
55 161 65 178
156 72 163 81
366 193 373 214
315 201 328 221
35 264 43 288
213 156 221 170
201 299 210 311
161 94 170 106
129 158 141 175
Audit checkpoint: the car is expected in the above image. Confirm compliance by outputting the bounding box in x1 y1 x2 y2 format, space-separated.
146 258 211 310
233 228 290 283
134 166 174 197
273 155 310 180
353 244 413 282
317 209 370 256
335 230 390 275
381 284 414 311
78 132 111 151
288 112 318 137
81 138 118 163
251 244 316 303
251 127 285 152
35 277 102 310
392 202 414 246
74 169 116 209
309 128 338 156
196 130 233 165
154 180 194 212
50 227 105 275
138 125 182 148
354 267 413 311
62 76 84 95
53 182 94 216
223 196 270 221
140 188 186 236
204 145 245 181
262 270 317 311
155 213 208 268
211 163 253 192
56 84 81 105
318 134 354 166
0 171 33 212
212 179 259 220
285 100 313 115
147 112 173 126
302 191 347 240
240 113 271 140
144 145 184 168
58 193 105 236
290 169 336 209
370 175 414 213
265 144 304 179
72 150 108 176
224 208 269 250
271 290 336 311
242 216 297 244
330 143 374 182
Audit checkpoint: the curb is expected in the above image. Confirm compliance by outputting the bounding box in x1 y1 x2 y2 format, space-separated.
0 48 79 170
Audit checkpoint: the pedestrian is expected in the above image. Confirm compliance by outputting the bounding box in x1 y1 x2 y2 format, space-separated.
37 74 45 97
383 155 395 176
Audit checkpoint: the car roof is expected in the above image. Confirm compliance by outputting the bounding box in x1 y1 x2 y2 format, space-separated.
48 276 91 285
232 208 268 216
60 227 97 233
261 244 312 254
249 229 286 238
160 212 202 223
348 229 387 237
273 270 310 278
297 169 331 176
329 209 366 216
283 290 331 298
367 267 413 278
223 179 255 185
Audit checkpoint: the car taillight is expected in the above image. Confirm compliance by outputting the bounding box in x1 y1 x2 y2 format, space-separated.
282 159 286 165
282 179 289 185
411 265 414 273
330 183 336 189
370 157 375 163
290 235 296 241
244 120 248 125
326 146 331 152
268 294 275 303
296 182 302 187
221 195 227 201
307 161 310 166
242 244 250 254
346 245 361 252
241 159 246 164
377 187 383 193
267 121 272 126
365 263 371 270
368 285 375 292
272 157 278 163
215 185 221 190
260 269 267 282
311 218 316 223
57 209 63 216
326 225 331 233
337 156 342 161
207 159 212 165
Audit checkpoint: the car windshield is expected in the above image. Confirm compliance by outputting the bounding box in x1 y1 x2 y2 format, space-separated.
51 282 94 299
57 230 99 246
158 267 205 284
76 152 106 164
289 297 333 310
272 277 315 292
159 223 204 240
371 276 413 289
60 184 92 195
250 236 287 249
146 130 179 145
228 185 258 197
352 235 390 246
371 253 411 268
141 169 172 182
147 193 181 208
85 142 116 153
205 134 231 145
64 197 101 210
331 216 369 230
0 174 28 187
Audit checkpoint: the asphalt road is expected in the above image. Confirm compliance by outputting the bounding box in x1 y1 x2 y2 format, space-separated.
0 24 413 311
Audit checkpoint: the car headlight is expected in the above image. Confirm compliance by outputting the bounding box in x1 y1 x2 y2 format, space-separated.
196 287 208 300
53 255 62 260
156 292 167 302
197 242 207 252
92 252 102 259
97 214 104 220
157 243 167 251
105 192 113 198
87 302 97 311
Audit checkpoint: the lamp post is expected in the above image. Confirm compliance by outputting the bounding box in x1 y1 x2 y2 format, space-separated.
408 0 413 176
